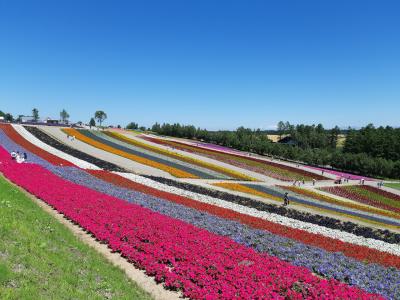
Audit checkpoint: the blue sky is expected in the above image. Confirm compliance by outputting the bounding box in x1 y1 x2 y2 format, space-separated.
1 0 399 129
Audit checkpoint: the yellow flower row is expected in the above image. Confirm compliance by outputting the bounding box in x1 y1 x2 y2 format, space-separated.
63 129 198 179
105 131 257 181
212 183 399 229
281 186 400 221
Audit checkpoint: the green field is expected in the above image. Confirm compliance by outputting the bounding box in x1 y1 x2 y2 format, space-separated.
0 176 152 300
385 182 400 190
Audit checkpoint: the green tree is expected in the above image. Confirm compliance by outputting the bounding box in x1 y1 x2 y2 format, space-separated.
126 122 139 130
32 108 39 122
60 109 70 123
4 113 13 122
94 111 107 126
89 117 96 128
277 121 285 139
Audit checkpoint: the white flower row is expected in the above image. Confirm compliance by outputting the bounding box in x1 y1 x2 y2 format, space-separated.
13 125 101 170
115 172 400 256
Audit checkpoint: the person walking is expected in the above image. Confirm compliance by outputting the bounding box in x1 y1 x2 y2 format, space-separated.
283 192 290 206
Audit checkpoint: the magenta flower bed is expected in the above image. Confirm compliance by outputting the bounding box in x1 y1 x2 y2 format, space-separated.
0 148 382 299
188 141 243 154
305 166 375 181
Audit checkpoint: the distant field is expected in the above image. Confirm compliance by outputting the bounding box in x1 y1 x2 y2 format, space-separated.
0 176 151 300
385 182 400 190
267 134 346 146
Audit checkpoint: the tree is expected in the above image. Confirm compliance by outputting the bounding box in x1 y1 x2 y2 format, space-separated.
60 109 70 123
126 122 139 130
89 117 96 128
277 121 285 139
32 108 39 122
4 113 13 122
94 111 107 126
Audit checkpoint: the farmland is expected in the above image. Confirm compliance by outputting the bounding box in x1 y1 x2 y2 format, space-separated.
1 123 399 299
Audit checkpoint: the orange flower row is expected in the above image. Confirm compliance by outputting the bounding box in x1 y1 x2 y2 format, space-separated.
63 129 198 178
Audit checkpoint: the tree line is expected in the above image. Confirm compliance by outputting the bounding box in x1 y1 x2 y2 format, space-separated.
150 122 400 179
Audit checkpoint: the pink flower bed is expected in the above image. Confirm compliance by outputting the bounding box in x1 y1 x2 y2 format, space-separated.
0 147 382 299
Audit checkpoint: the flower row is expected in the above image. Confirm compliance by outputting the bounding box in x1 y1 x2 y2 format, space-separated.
93 130 231 180
141 135 326 181
106 131 256 181
13 125 100 170
0 124 74 166
322 186 400 214
24 125 125 171
63 128 198 178
213 182 400 231
0 148 381 299
144 175 400 244
279 185 399 220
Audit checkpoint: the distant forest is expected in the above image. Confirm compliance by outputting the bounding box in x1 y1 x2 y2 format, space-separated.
149 122 400 179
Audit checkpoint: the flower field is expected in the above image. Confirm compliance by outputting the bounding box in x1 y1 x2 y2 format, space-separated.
0 146 391 299
1 124 400 299
279 185 400 221
103 131 255 181
212 182 400 228
63 128 198 178
141 135 327 181
321 185 400 214
24 125 126 171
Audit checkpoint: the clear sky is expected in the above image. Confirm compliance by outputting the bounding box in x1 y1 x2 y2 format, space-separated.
1 0 399 130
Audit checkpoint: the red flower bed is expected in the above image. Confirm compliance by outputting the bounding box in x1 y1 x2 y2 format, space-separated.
88 170 400 269
0 124 74 166
0 148 381 299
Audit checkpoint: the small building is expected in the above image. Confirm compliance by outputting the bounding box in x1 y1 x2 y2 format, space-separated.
20 116 35 123
44 117 59 125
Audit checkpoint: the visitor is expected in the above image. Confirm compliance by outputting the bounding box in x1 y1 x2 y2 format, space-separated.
312 179 316 186
302 179 305 185
10 150 17 160
283 192 290 206
293 180 297 186
23 152 27 161
16 153 25 164
321 170 324 175
361 179 365 185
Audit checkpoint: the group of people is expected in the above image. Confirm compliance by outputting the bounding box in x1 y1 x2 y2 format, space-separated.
10 150 27 163
292 179 305 187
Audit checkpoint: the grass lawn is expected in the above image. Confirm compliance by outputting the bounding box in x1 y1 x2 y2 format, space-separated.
0 176 152 300
385 182 400 190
